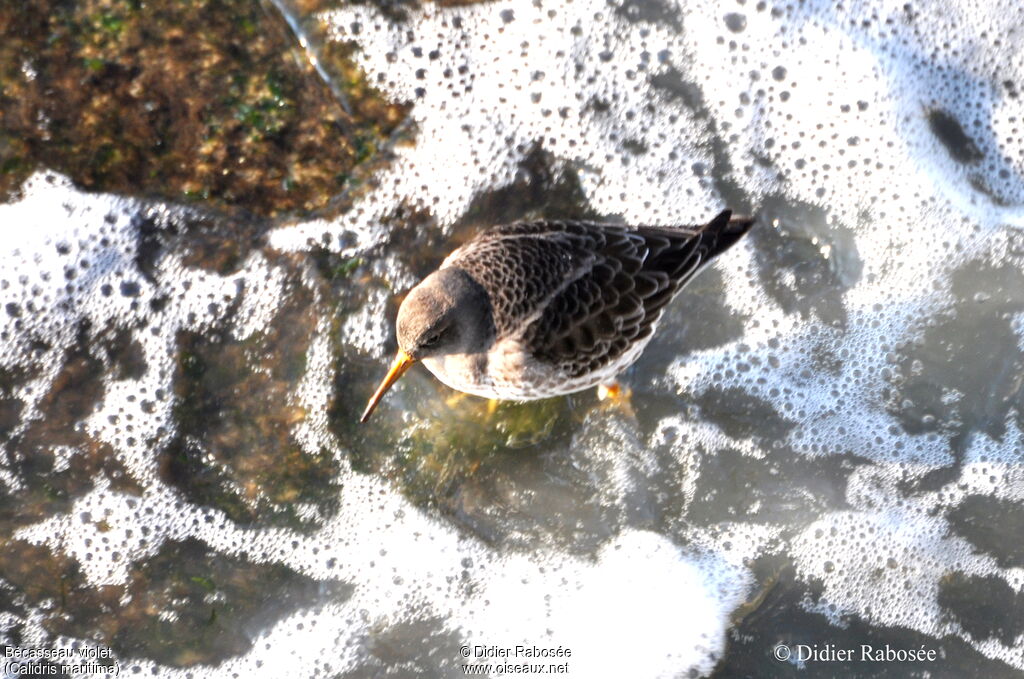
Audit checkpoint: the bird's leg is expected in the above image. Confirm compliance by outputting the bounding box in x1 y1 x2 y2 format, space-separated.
444 391 501 420
444 391 470 410
597 382 623 401
597 381 635 418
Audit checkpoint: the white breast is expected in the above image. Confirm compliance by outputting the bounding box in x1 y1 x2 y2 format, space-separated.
421 331 658 401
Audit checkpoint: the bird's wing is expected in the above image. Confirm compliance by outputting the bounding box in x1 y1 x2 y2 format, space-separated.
444 210 754 378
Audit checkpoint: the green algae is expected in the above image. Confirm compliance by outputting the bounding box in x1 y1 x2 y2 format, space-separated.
332 349 571 509
0 0 406 215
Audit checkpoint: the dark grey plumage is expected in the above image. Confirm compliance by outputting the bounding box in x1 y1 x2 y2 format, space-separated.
442 209 754 378
360 209 754 421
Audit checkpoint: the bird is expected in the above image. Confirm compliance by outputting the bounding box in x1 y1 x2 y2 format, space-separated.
360 209 755 422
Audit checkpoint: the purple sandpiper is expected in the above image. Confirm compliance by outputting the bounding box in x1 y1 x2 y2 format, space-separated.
360 209 754 422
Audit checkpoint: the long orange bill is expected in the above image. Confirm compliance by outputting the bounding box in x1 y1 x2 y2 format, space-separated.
360 350 416 423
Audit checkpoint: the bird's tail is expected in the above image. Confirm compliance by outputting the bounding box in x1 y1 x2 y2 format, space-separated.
703 209 756 256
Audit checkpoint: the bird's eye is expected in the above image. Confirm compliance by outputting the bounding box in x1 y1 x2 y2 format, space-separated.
422 331 442 347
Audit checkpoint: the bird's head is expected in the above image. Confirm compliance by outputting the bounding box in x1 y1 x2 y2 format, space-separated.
360 268 494 422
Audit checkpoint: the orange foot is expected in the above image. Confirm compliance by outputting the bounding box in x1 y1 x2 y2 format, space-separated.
597 382 636 418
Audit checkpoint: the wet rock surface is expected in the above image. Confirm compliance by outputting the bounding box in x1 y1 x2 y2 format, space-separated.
0 0 405 215
0 537 351 667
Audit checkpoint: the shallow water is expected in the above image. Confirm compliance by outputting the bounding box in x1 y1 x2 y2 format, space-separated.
1 0 1023 677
